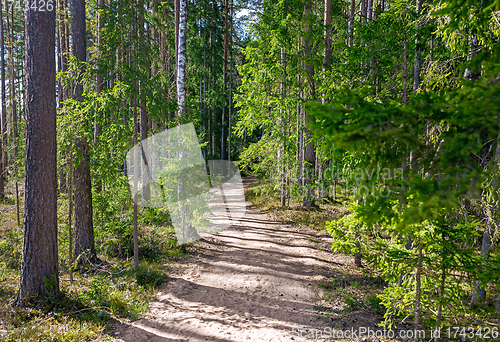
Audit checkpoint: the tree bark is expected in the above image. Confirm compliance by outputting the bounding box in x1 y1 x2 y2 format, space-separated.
302 0 316 207
413 0 423 92
72 0 96 264
221 0 229 161
95 0 104 146
8 7 16 143
414 238 423 342
324 0 332 69
472 140 500 303
0 2 5 198
348 0 355 47
176 0 187 115
17 2 59 305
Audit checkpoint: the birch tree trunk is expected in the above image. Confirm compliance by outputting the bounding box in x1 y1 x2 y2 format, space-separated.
0 2 5 198
177 0 187 116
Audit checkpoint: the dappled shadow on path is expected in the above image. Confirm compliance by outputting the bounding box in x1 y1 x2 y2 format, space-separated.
114 181 379 342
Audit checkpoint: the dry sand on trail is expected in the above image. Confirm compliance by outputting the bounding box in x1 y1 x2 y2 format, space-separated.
112 179 382 342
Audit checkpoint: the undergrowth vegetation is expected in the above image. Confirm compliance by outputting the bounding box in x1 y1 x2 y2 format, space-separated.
245 176 500 340
0 180 185 341
244 177 349 229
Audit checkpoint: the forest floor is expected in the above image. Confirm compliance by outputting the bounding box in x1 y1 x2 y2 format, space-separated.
111 176 394 342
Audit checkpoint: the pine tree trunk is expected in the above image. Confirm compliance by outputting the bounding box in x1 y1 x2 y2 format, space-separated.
17 2 59 304
72 0 96 264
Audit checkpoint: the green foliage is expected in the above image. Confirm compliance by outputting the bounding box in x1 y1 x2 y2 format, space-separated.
326 213 367 255
309 64 500 328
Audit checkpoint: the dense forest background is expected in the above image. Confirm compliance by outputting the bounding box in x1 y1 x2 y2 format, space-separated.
0 0 499 340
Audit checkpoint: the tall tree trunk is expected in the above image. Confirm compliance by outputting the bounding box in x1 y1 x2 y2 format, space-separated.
472 140 500 303
57 0 67 192
403 39 408 104
280 48 286 207
348 0 355 48
414 238 423 342
361 0 367 24
175 0 180 63
324 0 332 69
435 265 446 342
8 7 16 142
302 0 316 207
95 0 104 145
72 0 96 264
221 0 229 161
17 2 59 304
177 0 187 115
93 0 104 193
133 90 139 270
0 2 5 198
140 83 150 200
413 0 423 92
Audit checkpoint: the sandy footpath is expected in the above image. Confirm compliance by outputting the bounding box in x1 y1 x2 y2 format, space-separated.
112 181 381 342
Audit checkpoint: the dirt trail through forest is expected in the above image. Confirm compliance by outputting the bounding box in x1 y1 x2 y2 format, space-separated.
113 178 380 341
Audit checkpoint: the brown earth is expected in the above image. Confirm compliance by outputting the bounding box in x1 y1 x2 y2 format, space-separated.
112 178 384 342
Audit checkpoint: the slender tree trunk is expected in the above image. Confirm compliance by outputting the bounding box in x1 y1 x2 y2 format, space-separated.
472 140 500 303
280 48 286 207
0 2 5 198
221 0 229 161
93 0 105 193
414 238 423 342
349 0 355 48
361 0 367 24
95 0 104 145
435 265 446 342
8 7 16 143
68 153 73 284
133 90 139 270
403 39 408 104
140 83 150 200
177 0 187 115
302 0 316 207
324 0 332 69
17 2 59 304
72 0 96 264
413 0 423 92
57 0 68 192
175 0 180 63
